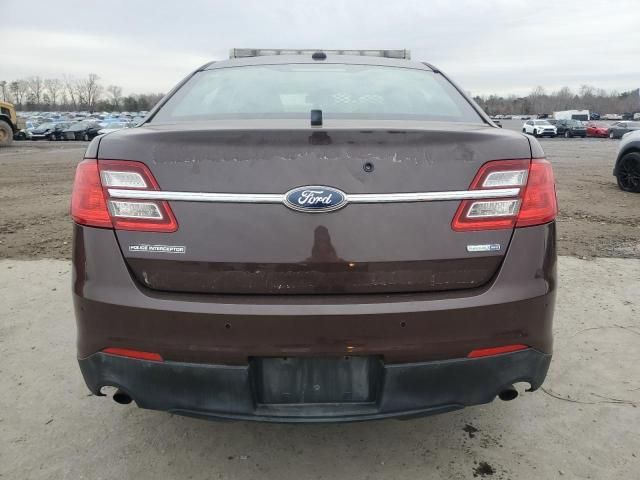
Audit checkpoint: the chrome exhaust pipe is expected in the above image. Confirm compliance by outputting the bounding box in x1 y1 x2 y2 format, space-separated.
113 389 133 405
498 385 518 401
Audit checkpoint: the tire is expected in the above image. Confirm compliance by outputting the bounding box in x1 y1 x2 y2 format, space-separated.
616 152 640 193
49 134 56 141
522 128 526 133
609 131 615 139
83 133 89 141
0 120 13 146
564 130 571 138
533 129 538 137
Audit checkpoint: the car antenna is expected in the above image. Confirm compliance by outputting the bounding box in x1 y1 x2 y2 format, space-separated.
311 109 323 127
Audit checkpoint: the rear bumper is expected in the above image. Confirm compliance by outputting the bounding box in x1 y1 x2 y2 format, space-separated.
80 348 551 423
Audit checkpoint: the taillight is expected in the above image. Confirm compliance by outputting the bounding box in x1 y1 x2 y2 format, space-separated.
71 160 113 228
71 159 177 232
452 159 557 231
515 160 558 227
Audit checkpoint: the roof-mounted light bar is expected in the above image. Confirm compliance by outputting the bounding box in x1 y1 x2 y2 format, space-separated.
229 48 411 59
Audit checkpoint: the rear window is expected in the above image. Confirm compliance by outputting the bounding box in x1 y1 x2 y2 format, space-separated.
151 64 482 123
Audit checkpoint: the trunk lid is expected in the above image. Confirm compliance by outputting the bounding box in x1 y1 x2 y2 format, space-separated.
98 120 531 295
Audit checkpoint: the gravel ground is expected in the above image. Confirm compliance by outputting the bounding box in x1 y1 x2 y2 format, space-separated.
1 137 638 260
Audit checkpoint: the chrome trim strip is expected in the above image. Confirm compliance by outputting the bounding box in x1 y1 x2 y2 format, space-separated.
108 189 284 203
108 188 521 203
347 188 520 203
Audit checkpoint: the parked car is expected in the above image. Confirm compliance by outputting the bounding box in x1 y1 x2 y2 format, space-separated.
71 49 557 423
522 120 557 137
97 122 132 135
586 122 610 138
589 112 601 120
62 121 103 141
608 121 640 139
613 130 640 192
29 122 69 140
13 119 35 141
549 119 587 138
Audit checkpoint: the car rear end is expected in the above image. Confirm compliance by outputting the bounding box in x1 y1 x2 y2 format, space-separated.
72 51 557 422
572 124 587 137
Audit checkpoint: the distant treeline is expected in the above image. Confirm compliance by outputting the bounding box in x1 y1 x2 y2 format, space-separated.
0 74 164 112
473 86 640 116
2 75 639 116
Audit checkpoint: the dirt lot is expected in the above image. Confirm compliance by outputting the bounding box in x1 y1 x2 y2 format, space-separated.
1 137 639 259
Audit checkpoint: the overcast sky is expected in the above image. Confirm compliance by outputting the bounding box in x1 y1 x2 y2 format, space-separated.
3 0 639 97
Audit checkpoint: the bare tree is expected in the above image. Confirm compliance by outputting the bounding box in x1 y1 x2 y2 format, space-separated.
63 75 79 110
106 85 123 109
27 76 44 106
9 80 29 106
555 86 574 110
0 81 7 102
78 73 103 111
44 78 63 107
529 86 547 114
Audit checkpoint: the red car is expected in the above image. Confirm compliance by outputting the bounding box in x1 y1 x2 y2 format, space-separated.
586 122 609 138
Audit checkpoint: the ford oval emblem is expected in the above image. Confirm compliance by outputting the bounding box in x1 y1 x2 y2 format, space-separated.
284 186 348 213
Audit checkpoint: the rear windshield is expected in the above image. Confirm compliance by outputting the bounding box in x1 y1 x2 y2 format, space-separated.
151 64 482 123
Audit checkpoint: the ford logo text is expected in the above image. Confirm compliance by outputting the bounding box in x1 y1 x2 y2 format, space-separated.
284 186 348 213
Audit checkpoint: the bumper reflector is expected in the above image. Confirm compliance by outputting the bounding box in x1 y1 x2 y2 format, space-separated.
102 348 164 362
467 344 528 358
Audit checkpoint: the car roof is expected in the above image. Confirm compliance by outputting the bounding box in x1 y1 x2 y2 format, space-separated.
202 54 434 71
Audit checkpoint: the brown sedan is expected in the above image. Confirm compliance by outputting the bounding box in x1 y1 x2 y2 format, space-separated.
71 50 557 422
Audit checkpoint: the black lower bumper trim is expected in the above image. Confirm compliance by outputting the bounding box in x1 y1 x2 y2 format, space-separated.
79 349 551 423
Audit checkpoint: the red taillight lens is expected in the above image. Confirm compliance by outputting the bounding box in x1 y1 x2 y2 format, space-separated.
516 159 558 227
467 344 528 358
71 159 113 228
102 347 164 362
452 159 529 231
71 159 178 232
452 158 557 231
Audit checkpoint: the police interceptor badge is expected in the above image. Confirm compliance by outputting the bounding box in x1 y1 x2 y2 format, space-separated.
129 244 186 254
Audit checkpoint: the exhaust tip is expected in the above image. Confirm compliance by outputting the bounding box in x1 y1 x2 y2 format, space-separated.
498 386 518 401
113 389 133 405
